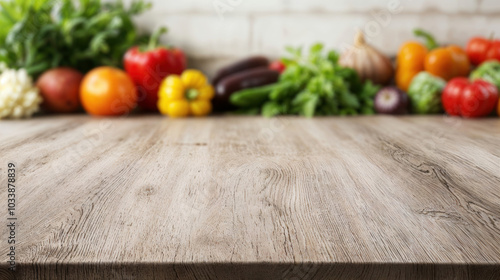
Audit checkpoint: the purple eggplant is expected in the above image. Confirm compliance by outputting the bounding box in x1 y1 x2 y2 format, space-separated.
213 68 280 111
212 56 270 86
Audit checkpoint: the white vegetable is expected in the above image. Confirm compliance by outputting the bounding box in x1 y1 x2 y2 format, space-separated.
0 63 43 119
339 31 394 85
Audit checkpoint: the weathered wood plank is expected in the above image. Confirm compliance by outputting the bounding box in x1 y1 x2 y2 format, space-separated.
0 116 499 279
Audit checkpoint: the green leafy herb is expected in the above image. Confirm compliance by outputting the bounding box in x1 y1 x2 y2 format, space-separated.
0 0 151 77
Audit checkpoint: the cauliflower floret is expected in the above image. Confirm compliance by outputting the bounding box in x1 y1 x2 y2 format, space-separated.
0 63 43 119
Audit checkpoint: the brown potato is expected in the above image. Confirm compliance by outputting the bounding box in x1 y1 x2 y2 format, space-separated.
37 68 83 113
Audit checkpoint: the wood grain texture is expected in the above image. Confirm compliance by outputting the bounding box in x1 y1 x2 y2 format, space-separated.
0 116 499 279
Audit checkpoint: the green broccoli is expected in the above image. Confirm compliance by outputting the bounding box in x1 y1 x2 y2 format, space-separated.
407 72 446 114
471 61 500 91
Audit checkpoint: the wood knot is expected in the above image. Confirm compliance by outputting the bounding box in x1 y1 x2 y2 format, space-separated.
137 186 157 198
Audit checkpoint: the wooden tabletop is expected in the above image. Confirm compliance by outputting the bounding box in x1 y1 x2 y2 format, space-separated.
1 116 500 280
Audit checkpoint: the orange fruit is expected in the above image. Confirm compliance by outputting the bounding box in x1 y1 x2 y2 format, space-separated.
80 67 137 116
425 46 471 81
497 99 500 117
425 48 454 81
397 41 427 71
396 69 420 92
396 41 427 91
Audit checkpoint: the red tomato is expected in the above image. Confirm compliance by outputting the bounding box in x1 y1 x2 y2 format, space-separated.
461 80 498 118
486 41 500 62
442 78 469 116
466 37 490 65
442 78 499 118
465 37 500 65
269 60 286 73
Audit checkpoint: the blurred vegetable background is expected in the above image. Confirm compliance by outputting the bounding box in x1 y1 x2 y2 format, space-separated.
0 0 499 119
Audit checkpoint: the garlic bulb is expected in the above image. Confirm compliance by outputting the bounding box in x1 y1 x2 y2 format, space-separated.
339 31 394 85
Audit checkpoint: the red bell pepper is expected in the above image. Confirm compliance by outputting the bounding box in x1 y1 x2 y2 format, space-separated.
465 37 500 65
442 77 499 118
124 28 186 111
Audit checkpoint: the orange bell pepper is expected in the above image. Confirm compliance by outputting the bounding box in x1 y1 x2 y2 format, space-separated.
396 29 470 91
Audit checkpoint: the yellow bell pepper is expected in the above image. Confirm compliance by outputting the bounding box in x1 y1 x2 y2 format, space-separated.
158 69 214 117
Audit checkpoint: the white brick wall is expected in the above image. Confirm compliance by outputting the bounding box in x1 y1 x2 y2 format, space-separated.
125 0 500 75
